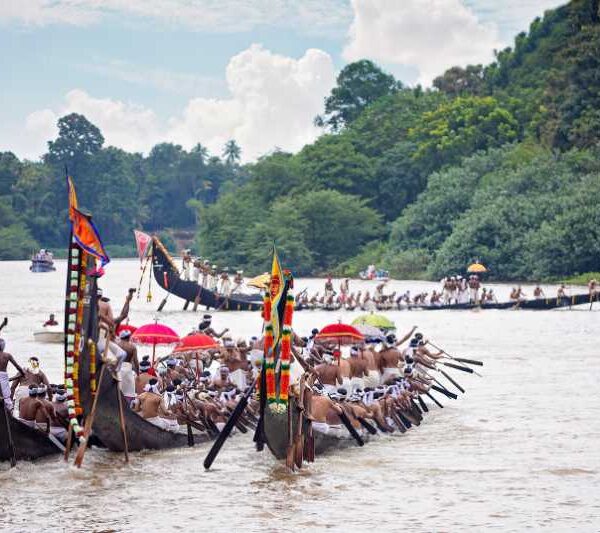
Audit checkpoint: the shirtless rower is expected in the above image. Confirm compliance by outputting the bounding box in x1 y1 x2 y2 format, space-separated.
220 337 249 390
557 284 567 299
348 346 368 393
379 335 405 384
133 378 177 431
314 352 343 395
50 387 69 441
18 385 51 433
211 365 234 389
0 339 25 411
589 279 598 299
198 314 229 338
533 285 545 299
11 356 51 416
307 388 346 437
135 356 160 394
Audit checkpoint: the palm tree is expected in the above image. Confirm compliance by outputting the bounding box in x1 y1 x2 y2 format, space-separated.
222 140 241 166
191 143 209 165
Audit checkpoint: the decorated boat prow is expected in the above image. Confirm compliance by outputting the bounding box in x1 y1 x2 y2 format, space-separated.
150 236 263 312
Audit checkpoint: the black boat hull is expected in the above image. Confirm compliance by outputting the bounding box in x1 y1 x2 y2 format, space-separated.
0 410 62 462
263 403 360 461
151 237 263 312
92 366 212 452
417 292 596 311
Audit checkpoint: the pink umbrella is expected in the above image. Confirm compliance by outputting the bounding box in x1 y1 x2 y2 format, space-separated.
131 321 180 364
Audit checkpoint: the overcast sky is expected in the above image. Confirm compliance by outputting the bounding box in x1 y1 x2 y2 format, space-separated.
0 0 564 162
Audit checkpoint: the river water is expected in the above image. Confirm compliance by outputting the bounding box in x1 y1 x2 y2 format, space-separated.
0 259 599 532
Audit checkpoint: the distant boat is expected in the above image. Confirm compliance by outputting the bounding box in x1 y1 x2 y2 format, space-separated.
30 250 55 273
33 328 64 344
359 267 389 281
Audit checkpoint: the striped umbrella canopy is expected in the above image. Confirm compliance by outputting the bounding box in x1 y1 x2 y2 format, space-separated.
315 323 364 346
352 314 395 331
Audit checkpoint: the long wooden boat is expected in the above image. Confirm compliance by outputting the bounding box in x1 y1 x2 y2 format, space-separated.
417 292 596 311
151 237 263 312
295 292 597 312
0 409 63 462
90 364 212 452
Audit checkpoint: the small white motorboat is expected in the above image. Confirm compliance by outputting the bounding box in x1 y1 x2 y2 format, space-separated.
33 328 64 344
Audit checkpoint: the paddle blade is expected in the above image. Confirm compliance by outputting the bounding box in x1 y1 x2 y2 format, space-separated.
425 391 444 408
453 357 483 366
203 396 248 470
442 361 474 374
440 369 466 394
431 384 458 400
338 410 364 446
417 395 429 413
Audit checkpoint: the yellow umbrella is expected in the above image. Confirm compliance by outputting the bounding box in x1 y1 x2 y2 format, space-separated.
467 262 487 273
246 272 271 290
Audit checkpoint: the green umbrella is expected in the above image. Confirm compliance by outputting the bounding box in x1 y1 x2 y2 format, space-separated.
352 314 396 331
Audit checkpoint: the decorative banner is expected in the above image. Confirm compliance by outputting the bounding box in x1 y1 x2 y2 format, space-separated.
66 176 110 266
133 229 152 262
269 246 285 348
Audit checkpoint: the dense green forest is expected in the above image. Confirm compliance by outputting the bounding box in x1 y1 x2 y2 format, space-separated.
1 0 599 280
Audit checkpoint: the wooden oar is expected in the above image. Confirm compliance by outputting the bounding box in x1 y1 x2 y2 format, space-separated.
427 341 483 366
115 384 129 463
1 398 17 467
452 357 483 367
425 391 444 408
439 369 465 394
441 361 474 374
431 384 457 400
74 365 107 468
417 395 429 413
0 317 7 333
204 377 257 470
337 409 364 446
357 416 377 435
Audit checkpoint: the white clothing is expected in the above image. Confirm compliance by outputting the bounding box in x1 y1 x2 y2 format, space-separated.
0 371 12 410
323 384 338 395
146 416 180 432
229 368 248 390
192 267 200 282
12 385 29 417
349 377 365 393
363 370 381 388
382 367 400 383
311 421 330 435
118 362 136 398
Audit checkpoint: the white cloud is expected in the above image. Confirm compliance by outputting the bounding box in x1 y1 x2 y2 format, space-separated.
343 0 503 85
17 45 336 162
26 89 162 155
170 44 336 159
0 0 351 35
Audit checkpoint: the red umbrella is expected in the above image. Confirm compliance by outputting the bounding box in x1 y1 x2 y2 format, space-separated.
131 321 180 364
173 333 220 380
173 333 220 354
116 323 137 336
315 323 364 346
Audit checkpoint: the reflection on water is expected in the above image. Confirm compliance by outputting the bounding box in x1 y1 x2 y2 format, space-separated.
0 260 599 532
